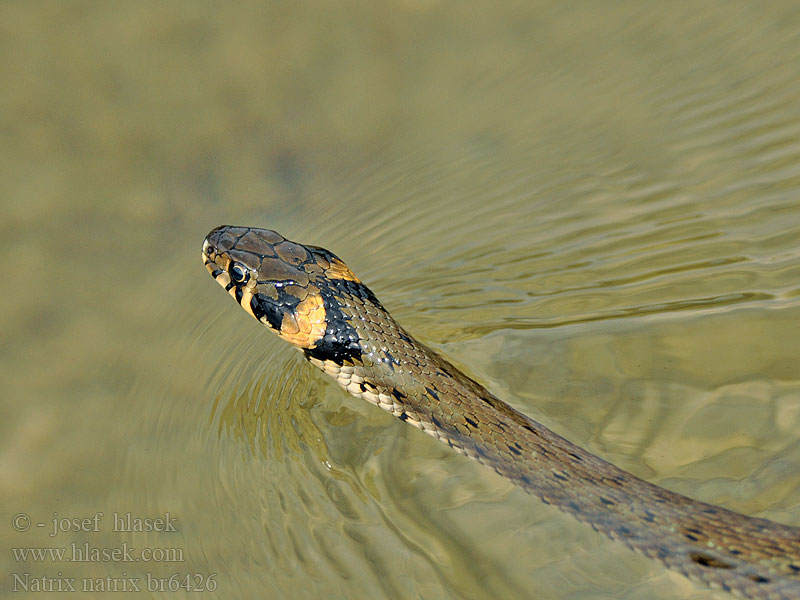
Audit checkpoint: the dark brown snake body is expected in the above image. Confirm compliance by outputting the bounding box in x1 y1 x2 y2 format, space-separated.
203 225 800 599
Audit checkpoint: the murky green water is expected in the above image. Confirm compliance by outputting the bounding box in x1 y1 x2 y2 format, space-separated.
3 2 800 599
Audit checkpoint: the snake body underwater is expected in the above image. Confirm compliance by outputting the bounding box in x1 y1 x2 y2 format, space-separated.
203 225 800 599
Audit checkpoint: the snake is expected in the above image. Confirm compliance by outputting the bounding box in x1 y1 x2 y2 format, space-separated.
202 225 800 599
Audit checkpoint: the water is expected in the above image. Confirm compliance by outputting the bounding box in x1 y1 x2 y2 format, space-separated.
3 2 800 599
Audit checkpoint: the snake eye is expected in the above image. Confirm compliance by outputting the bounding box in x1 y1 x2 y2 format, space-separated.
230 263 249 283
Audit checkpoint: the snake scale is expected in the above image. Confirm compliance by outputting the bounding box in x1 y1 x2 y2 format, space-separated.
203 225 800 599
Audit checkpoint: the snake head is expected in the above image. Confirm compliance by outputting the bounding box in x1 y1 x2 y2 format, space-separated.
203 225 376 364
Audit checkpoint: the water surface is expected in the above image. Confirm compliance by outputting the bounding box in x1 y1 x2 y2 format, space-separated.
3 2 800 599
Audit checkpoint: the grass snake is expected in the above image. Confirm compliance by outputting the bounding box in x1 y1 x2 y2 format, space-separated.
203 225 800 599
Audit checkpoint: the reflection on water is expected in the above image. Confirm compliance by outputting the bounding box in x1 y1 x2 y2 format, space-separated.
4 2 800 599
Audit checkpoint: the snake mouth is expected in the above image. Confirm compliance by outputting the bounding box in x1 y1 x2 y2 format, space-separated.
202 239 231 288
